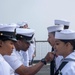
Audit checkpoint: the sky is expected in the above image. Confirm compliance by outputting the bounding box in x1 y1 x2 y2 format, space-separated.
0 0 75 40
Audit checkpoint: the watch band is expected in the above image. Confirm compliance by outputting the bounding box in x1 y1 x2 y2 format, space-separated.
41 58 47 65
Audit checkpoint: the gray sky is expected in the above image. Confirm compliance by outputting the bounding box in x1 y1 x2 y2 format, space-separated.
0 0 75 40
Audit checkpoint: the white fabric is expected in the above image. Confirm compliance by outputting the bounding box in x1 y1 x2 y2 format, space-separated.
56 52 75 75
4 49 23 75
15 51 25 64
55 29 75 40
55 20 70 26
17 21 27 26
19 36 36 66
0 24 17 32
28 44 35 61
9 23 19 28
16 28 35 37
20 50 29 67
3 49 23 70
20 44 35 67
47 25 63 33
0 54 15 75
31 36 36 47
55 56 63 70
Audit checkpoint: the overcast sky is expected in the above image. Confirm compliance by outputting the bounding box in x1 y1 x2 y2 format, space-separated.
0 0 75 40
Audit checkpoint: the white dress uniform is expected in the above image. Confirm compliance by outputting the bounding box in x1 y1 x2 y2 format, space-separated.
16 28 35 66
57 52 75 75
20 44 35 67
54 29 75 75
19 38 36 67
3 50 23 75
28 44 35 62
0 54 15 75
55 56 63 70
14 50 25 65
20 50 29 67
47 25 64 75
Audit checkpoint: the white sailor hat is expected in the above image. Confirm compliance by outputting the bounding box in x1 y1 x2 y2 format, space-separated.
17 21 28 27
55 29 75 40
47 25 63 33
0 24 17 41
16 28 34 43
9 23 19 28
54 20 70 26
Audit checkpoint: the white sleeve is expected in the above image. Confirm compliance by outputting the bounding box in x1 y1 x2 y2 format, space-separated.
0 64 10 75
0 58 14 75
20 50 29 67
28 44 35 60
3 51 23 70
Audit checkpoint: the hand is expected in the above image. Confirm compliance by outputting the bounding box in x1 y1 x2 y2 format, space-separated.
32 54 36 58
44 52 55 62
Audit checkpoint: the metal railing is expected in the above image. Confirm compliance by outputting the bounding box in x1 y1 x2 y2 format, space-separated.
34 40 51 60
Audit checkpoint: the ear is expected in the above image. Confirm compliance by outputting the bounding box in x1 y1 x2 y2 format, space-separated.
66 42 71 47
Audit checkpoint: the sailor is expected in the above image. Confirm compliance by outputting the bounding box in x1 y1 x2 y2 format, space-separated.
47 25 64 75
50 19 70 74
54 19 70 29
17 21 30 66
0 24 17 75
54 19 70 69
18 21 36 66
15 28 34 66
54 29 75 75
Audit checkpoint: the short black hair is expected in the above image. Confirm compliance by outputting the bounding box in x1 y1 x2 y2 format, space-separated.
51 30 61 36
64 26 69 29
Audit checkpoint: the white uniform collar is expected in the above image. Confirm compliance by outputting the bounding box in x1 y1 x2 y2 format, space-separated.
61 51 75 62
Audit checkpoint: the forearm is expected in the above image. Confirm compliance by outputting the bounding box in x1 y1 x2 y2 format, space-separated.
24 62 44 75
15 61 44 75
15 52 54 75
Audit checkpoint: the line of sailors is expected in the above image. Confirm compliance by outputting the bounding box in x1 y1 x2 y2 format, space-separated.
0 23 51 75
47 19 75 75
0 19 75 75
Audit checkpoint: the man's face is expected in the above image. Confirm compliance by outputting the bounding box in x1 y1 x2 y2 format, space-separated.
21 40 30 51
47 33 55 47
14 40 30 51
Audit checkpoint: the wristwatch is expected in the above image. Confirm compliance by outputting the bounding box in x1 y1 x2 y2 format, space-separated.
41 58 47 65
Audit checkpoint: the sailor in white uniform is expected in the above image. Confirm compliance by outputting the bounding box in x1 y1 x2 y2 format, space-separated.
17 21 30 66
15 28 35 65
54 19 70 69
0 24 17 75
47 25 64 75
54 29 75 75
18 21 36 66
47 20 70 74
